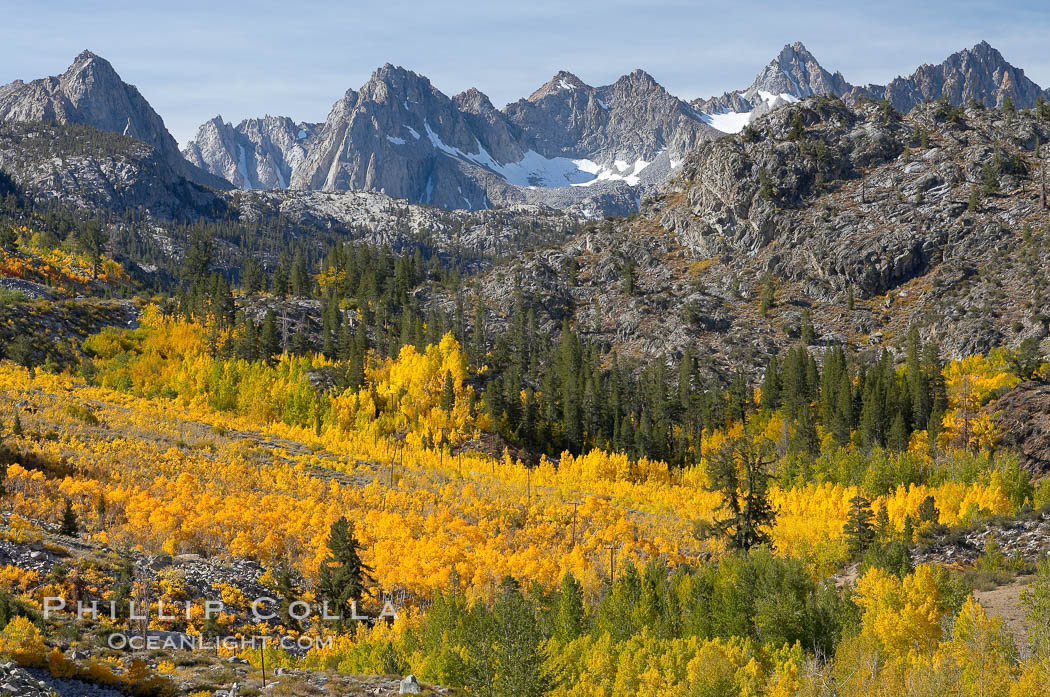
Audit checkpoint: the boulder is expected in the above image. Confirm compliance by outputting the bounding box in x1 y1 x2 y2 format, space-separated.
400 674 422 694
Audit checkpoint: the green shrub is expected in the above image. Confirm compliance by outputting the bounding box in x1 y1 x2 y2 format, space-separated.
65 404 99 426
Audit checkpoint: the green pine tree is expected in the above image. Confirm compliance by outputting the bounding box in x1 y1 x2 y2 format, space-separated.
788 112 804 141
759 275 776 316
60 499 79 537
844 494 876 557
290 250 311 297
275 561 301 631
491 577 550 697
553 572 585 643
259 310 280 361
705 437 776 551
318 517 375 621
902 515 915 545
917 495 940 526
441 372 456 412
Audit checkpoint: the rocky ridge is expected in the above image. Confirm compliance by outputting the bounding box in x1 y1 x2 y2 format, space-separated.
182 114 320 190
0 120 224 219
186 63 718 214
0 51 229 191
453 96 1050 375
231 188 584 273
695 41 1050 134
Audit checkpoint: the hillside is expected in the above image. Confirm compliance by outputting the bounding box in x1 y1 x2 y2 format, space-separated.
455 96 1050 377
5 34 1050 697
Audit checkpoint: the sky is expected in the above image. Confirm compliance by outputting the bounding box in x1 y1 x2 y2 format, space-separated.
2 0 1050 146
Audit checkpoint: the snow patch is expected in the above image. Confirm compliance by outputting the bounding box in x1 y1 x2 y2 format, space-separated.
596 98 609 110
558 78 575 90
699 91 800 134
297 129 307 139
755 90 799 107
237 144 254 190
572 157 651 187
423 120 599 187
422 120 655 188
386 135 407 145
699 110 753 134
405 126 420 140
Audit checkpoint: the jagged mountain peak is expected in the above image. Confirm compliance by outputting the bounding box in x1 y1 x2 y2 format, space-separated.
453 87 497 114
948 41 1024 76
778 41 816 62
368 63 430 86
856 39 1048 111
66 49 116 72
0 50 229 190
359 64 443 108
603 69 673 102
69 49 106 67
618 68 660 87
183 112 315 191
528 71 591 100
746 41 849 100
180 39 1050 213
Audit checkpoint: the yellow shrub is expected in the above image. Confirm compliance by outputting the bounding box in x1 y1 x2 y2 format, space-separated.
47 647 77 678
0 616 47 667
83 659 122 685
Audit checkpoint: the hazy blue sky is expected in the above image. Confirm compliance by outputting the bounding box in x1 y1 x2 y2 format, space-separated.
2 1 1049 146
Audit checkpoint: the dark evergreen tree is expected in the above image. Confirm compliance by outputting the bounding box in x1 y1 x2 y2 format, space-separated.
441 371 456 412
259 310 280 361
705 437 776 551
290 250 311 297
553 572 585 642
77 220 105 278
275 561 301 631
844 494 875 557
60 499 79 536
318 517 374 620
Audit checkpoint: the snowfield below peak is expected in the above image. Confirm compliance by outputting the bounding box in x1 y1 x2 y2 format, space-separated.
423 120 648 188
698 91 798 134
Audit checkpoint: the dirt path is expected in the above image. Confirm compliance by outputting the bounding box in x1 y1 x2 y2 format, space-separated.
974 575 1034 652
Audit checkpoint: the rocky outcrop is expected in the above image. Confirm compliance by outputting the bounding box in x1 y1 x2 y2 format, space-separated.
0 120 224 219
456 96 1050 371
232 188 585 273
7 663 124 697
993 382 1050 473
912 512 1050 568
0 50 229 191
749 42 851 100
182 115 318 189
